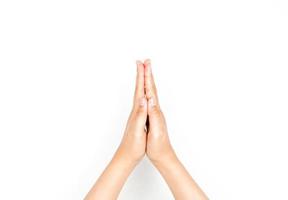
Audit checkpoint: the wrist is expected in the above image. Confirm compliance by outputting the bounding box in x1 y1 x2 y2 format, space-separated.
149 150 178 166
114 146 142 167
152 153 182 176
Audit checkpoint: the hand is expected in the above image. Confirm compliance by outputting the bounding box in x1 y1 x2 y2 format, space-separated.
115 61 148 164
144 59 208 200
84 61 148 200
143 59 176 163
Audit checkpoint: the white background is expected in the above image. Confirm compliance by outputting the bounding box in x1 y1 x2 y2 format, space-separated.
0 0 288 199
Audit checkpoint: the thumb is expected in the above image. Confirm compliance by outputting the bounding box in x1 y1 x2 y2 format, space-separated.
147 97 166 132
132 97 148 128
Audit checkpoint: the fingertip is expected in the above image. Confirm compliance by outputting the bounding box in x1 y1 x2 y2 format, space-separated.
136 60 142 65
144 59 151 67
136 60 145 73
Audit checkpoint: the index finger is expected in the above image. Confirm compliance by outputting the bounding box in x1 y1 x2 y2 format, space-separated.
134 60 145 105
144 59 159 106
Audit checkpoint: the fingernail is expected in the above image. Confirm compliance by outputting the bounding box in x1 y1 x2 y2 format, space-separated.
148 97 156 107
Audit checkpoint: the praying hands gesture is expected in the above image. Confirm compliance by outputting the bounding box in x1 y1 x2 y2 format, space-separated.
84 59 208 200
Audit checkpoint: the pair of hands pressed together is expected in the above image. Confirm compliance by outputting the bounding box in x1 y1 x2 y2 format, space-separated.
85 59 208 200
117 59 173 166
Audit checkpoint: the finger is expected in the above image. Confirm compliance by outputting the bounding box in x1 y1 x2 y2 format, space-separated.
144 59 158 100
134 97 148 128
127 97 147 133
129 61 147 129
134 60 145 107
144 59 160 115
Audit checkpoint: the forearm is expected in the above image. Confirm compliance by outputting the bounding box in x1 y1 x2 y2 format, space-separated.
153 153 208 200
84 150 137 200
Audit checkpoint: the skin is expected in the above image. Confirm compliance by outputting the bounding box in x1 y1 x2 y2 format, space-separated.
84 59 208 200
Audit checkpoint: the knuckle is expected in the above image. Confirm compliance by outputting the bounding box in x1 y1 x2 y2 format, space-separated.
149 105 161 115
136 108 145 115
133 105 146 116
